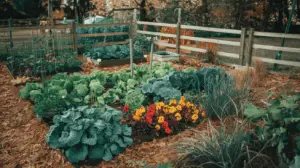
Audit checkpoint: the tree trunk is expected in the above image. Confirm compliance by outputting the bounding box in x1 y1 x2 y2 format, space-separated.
262 0 273 31
297 0 300 20
202 0 208 25
139 0 147 21
283 0 290 23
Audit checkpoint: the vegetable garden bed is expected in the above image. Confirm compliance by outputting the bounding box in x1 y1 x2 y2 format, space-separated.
87 57 147 67
1 60 300 168
18 62 236 164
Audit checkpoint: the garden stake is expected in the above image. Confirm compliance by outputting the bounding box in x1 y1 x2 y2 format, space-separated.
150 37 154 72
274 0 297 71
129 38 134 76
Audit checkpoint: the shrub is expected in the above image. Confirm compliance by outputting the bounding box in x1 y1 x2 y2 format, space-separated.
244 93 300 167
46 105 133 163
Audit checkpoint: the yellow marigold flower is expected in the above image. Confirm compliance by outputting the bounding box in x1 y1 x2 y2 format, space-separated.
194 109 200 115
186 102 192 108
176 105 182 111
201 111 206 118
179 100 185 106
135 109 143 117
180 96 186 102
192 114 199 121
175 113 182 121
163 105 169 113
155 124 161 130
169 106 177 113
140 106 146 113
133 115 141 121
158 116 165 124
169 99 177 106
190 103 195 108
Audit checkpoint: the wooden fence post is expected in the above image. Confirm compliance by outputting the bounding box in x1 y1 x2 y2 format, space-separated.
239 28 246 65
71 20 78 55
48 0 53 26
8 18 13 49
176 8 181 54
246 28 254 66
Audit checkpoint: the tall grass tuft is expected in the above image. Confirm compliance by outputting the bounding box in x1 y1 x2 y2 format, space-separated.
189 68 251 119
173 121 275 168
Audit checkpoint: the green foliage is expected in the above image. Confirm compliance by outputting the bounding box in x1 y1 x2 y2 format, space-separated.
124 89 145 112
82 35 150 60
19 63 176 121
245 94 300 166
19 83 42 100
6 45 82 77
46 105 133 163
141 78 181 102
77 25 129 45
174 122 271 168
197 67 245 119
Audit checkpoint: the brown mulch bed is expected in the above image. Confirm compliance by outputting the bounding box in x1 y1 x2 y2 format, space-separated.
0 61 299 168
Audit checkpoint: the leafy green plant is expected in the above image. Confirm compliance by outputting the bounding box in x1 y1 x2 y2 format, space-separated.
76 25 129 46
141 78 181 102
19 63 176 121
124 89 145 112
82 35 150 61
245 94 300 167
46 105 133 163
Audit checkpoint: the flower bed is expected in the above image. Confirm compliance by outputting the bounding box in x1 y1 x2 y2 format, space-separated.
128 96 206 142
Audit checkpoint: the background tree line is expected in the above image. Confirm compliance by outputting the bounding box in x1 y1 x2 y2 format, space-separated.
0 0 299 32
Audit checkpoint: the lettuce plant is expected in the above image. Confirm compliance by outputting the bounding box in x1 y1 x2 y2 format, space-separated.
46 105 133 163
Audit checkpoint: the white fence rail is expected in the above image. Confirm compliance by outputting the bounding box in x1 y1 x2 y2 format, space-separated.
136 10 300 69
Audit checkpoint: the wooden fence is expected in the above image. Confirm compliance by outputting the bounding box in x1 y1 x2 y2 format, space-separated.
1 9 300 69
136 9 300 68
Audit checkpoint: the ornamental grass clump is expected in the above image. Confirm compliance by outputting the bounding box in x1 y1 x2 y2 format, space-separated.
132 96 205 136
174 122 274 168
46 105 133 163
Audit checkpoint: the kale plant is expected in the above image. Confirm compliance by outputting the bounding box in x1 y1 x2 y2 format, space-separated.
46 105 133 163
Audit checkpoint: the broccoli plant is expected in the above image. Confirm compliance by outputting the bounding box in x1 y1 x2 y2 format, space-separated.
46 105 133 163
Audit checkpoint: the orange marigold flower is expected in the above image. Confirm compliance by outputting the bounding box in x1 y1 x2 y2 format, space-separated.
133 115 141 121
201 111 206 118
169 99 177 106
176 105 182 111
